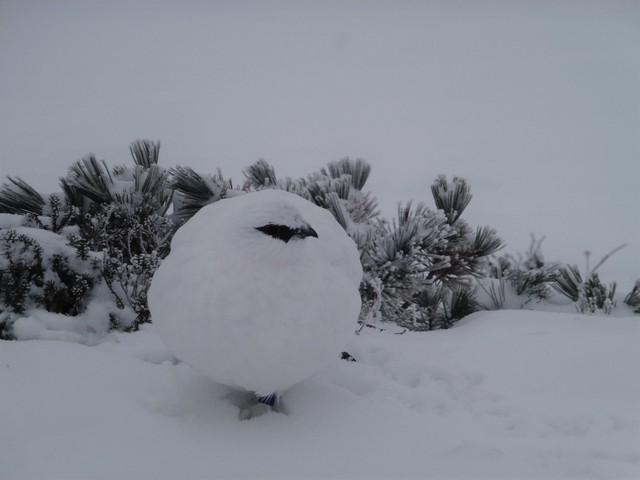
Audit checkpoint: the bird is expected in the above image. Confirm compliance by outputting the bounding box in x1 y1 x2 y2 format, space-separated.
148 188 363 419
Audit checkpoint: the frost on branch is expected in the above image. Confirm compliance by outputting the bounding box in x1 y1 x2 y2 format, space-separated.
0 176 46 215
624 280 640 313
553 266 617 315
169 166 233 222
61 142 172 223
482 235 623 314
242 161 501 331
0 228 100 339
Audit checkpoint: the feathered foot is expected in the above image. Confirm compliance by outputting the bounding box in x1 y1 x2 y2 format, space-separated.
238 392 280 420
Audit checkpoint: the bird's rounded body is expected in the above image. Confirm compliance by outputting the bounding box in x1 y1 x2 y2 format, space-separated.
148 189 362 396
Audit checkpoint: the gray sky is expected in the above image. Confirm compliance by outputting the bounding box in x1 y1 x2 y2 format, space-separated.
1 0 638 287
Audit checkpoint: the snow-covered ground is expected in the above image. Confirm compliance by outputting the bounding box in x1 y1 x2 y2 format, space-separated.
2 309 638 479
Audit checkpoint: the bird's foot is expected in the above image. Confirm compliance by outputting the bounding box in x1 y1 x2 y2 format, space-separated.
238 392 280 420
258 393 278 407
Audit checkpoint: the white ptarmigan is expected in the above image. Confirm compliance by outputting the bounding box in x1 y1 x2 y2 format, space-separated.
148 189 362 418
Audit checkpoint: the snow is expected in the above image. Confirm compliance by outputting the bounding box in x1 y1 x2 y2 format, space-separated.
148 189 362 396
0 214 26 229
11 301 113 345
2 310 639 479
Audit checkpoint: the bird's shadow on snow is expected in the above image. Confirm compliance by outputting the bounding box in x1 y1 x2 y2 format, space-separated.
128 325 494 429
134 336 421 426
140 362 239 424
137 350 363 426
121 326 364 424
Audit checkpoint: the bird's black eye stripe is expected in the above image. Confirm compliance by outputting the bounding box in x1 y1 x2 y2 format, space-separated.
256 223 318 243
256 224 296 243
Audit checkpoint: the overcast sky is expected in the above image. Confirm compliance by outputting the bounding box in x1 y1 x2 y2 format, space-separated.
1 0 638 286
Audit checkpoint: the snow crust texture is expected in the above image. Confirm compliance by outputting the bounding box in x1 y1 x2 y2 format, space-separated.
148 189 363 395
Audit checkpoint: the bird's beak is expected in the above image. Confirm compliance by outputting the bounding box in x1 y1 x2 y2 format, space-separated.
296 225 318 240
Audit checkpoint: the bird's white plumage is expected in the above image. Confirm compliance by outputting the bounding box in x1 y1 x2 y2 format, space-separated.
148 189 362 396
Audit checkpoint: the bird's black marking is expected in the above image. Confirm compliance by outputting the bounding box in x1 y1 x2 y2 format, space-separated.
256 223 318 243
258 393 278 407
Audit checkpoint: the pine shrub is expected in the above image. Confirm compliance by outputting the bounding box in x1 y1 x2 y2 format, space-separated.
482 235 559 306
1 140 176 333
0 229 44 315
60 140 172 224
25 193 76 233
552 265 617 314
9 138 631 339
0 177 46 215
237 160 501 331
18 138 633 338
170 165 244 223
485 236 625 314
581 272 616 314
0 228 100 338
89 208 172 328
624 280 640 313
507 269 556 300
552 265 583 302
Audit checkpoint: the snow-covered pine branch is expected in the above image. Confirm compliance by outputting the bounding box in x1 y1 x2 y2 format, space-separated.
169 166 230 222
0 176 46 215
